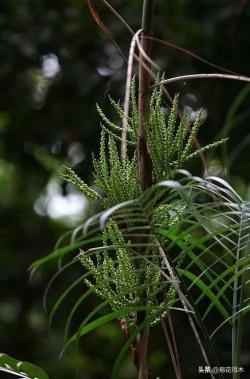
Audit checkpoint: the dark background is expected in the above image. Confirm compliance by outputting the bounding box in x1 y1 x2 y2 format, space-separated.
0 1 250 378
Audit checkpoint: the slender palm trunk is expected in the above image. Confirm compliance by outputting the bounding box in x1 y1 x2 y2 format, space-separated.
138 0 153 189
135 1 154 379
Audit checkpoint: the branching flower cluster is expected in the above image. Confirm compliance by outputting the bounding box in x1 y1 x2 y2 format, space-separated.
61 78 226 328
147 84 227 181
80 220 173 328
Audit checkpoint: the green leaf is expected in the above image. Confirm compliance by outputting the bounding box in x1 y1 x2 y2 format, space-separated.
180 270 230 320
30 235 102 270
62 305 156 354
0 353 49 379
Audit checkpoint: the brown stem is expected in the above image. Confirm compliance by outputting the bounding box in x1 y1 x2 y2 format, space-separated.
133 2 154 379
137 29 152 190
136 29 151 379
138 327 149 379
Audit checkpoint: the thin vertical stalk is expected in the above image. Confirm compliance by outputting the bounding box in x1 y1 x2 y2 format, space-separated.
138 0 153 189
161 318 182 379
233 203 249 379
121 29 142 162
135 1 154 379
232 205 244 378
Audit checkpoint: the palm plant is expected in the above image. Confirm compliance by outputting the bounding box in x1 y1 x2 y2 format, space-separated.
29 68 249 379
1 1 250 379
26 168 250 379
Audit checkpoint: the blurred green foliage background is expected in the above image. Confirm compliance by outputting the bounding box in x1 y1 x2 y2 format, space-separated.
0 1 250 378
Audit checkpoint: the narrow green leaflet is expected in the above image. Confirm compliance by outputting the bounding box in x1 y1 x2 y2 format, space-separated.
30 235 102 270
0 353 49 379
179 270 230 321
62 305 157 354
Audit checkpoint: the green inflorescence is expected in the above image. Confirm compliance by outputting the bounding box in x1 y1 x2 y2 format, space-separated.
62 76 227 328
147 81 227 181
80 220 174 328
62 77 226 206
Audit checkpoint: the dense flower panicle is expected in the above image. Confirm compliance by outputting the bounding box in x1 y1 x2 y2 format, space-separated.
61 76 227 328
146 83 227 181
62 77 225 206
80 220 175 328
61 166 101 201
